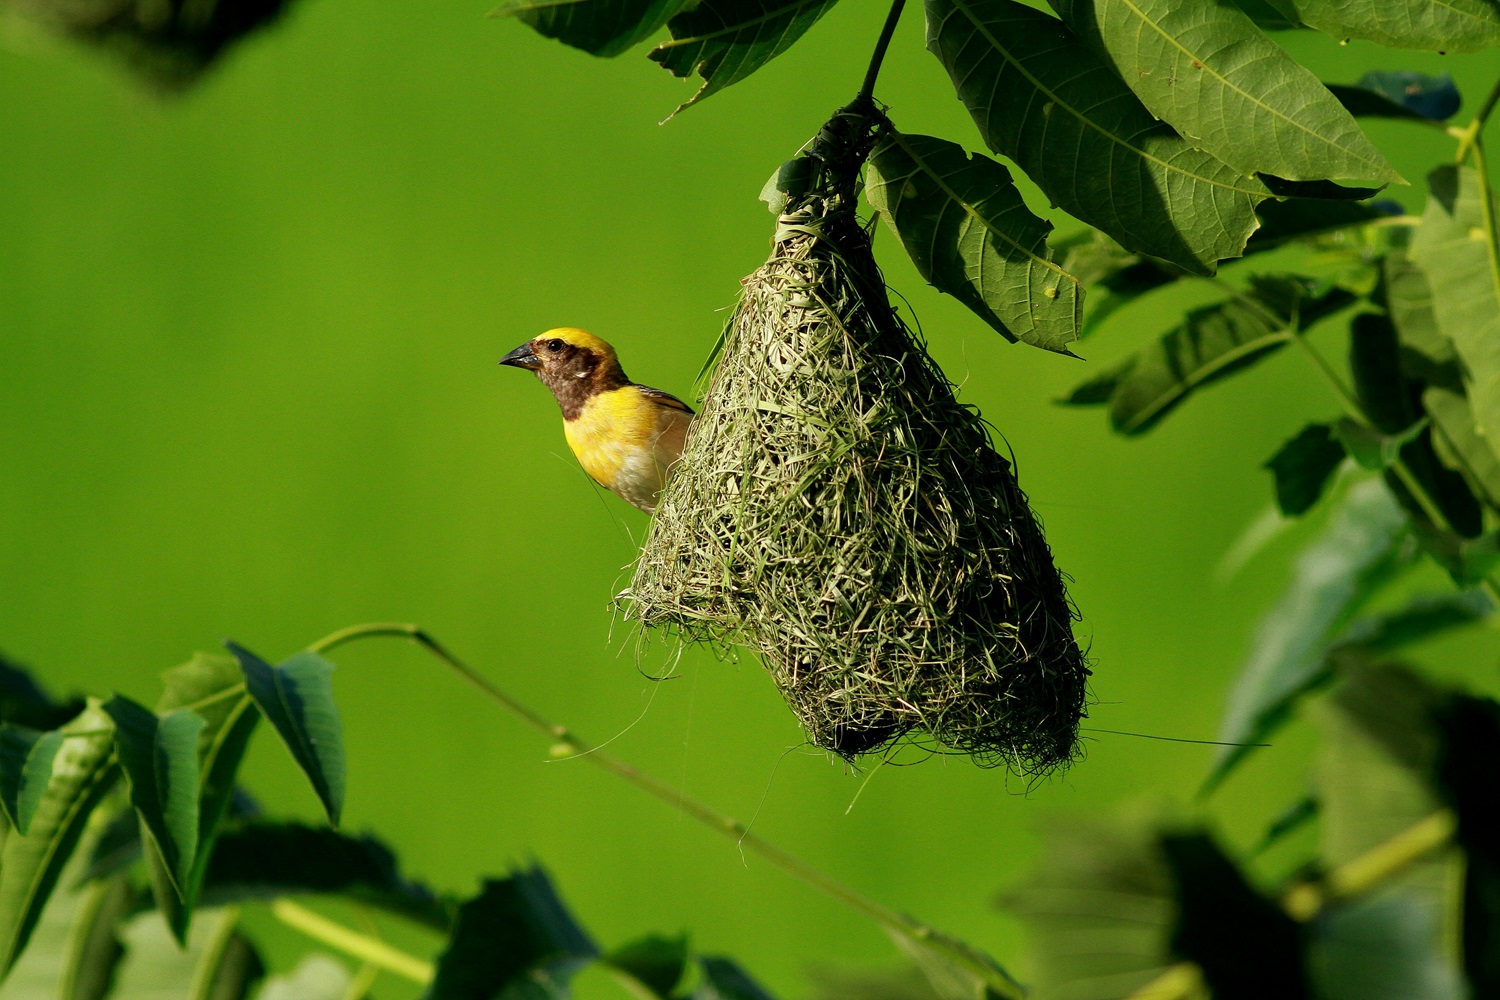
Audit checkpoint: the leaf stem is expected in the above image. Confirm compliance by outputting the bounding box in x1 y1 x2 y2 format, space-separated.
270 899 435 983
856 0 907 106
1455 73 1500 163
305 622 1025 1000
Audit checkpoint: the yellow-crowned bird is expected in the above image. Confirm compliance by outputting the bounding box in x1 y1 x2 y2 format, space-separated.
499 328 694 513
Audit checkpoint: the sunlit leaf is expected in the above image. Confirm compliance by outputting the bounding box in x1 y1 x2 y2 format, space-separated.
1206 479 1408 793
0 728 64 836
426 867 597 1000
648 0 840 118
1329 71 1461 122
492 0 693 57
1263 0 1500 52
226 643 344 826
201 821 454 930
925 0 1271 274
0 700 119 980
1265 423 1345 516
866 131 1081 353
1062 275 1355 435
144 653 259 943
101 696 203 897
109 908 263 1000
1381 251 1454 382
1411 166 1500 456
604 933 689 999
696 956 779 1000
1049 0 1396 184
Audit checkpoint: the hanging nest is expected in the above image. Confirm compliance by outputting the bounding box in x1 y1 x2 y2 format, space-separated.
625 100 1089 774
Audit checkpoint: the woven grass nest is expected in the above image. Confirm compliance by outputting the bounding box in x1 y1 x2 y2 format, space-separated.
626 102 1089 773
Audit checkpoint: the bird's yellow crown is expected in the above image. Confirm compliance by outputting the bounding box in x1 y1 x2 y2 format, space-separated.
538 327 617 363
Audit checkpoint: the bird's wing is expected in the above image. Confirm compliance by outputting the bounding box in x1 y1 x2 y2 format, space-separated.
634 384 695 414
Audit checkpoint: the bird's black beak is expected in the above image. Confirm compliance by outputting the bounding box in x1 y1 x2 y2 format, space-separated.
498 342 542 371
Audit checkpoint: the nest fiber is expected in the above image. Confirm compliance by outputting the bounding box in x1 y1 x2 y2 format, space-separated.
627 105 1088 772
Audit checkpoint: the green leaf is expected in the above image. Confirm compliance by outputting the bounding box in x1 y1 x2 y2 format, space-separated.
1254 795 1318 854
0 655 80 732
0 700 119 980
1329 71 1461 122
866 131 1081 353
603 933 689 999
1307 888 1465 1000
0 728 63 836
144 653 259 943
1425 385 1500 511
200 821 455 930
1205 479 1408 793
0 861 132 1000
695 957 779 1000
226 643 344 826
1334 588 1494 654
109 908 263 1000
1265 423 1346 516
425 867 598 1000
924 0 1271 274
1264 0 1500 52
1049 0 1396 185
648 0 840 118
492 0 693 57
100 696 203 898
1411 165 1500 456
1061 275 1356 434
257 955 350 1000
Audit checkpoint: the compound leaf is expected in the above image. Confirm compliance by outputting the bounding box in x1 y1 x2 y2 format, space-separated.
925 0 1270 274
867 131 1081 353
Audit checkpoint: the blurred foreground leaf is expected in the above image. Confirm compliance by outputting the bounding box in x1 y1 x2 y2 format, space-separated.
696 956 779 1000
1266 423 1346 516
867 131 1081 353
1049 0 1396 184
648 0 840 117
109 907 263 1000
1207 480 1408 792
1329 71 1461 122
226 643 344 826
425 867 597 1000
257 954 350 1000
0 700 118 980
604 933 689 998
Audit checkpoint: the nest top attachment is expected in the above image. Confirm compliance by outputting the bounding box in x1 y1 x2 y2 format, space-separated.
627 103 1089 773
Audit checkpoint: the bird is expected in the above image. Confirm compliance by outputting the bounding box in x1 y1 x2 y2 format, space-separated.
499 328 695 513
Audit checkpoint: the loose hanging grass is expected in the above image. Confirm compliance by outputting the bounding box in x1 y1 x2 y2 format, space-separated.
626 101 1089 773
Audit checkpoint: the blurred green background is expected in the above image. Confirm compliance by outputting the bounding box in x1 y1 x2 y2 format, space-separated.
1 3 1495 995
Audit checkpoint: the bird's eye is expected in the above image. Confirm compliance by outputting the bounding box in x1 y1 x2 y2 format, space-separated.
546 339 565 353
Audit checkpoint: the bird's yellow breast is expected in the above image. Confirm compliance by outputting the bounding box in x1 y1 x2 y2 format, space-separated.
563 386 663 487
